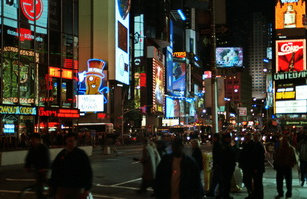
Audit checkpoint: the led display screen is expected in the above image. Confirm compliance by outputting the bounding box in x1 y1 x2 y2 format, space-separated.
153 58 165 113
172 62 186 92
276 100 307 113
296 85 307 100
275 0 306 30
216 47 243 67
78 59 109 112
166 97 180 118
276 39 306 72
115 0 130 85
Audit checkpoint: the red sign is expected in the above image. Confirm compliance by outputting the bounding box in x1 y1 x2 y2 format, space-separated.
140 73 147 87
20 0 44 21
39 107 80 118
276 39 306 72
64 59 79 69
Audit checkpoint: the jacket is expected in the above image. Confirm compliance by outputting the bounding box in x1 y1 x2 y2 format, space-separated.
25 144 50 170
154 154 203 199
51 147 93 190
274 144 297 169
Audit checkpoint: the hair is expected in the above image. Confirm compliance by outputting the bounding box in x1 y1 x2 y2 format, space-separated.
29 133 41 139
64 133 77 141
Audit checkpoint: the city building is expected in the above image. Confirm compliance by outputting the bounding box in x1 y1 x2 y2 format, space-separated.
248 12 270 99
0 0 80 135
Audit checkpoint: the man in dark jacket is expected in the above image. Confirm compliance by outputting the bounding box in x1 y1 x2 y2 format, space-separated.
219 133 236 199
155 138 203 199
51 133 93 199
239 133 255 198
25 133 50 199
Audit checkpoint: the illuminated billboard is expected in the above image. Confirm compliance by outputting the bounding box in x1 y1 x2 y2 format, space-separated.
275 0 306 30
166 97 180 118
77 59 109 112
275 39 306 72
2 0 48 41
153 58 165 113
296 85 307 100
171 62 186 92
276 100 307 113
115 0 130 85
216 47 243 67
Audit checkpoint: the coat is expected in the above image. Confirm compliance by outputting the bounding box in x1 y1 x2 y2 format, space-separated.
154 154 203 199
51 147 93 191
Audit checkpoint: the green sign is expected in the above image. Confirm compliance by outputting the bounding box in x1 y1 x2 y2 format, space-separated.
274 70 307 81
0 105 37 115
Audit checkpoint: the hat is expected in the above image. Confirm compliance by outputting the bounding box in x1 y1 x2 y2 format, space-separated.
86 59 106 78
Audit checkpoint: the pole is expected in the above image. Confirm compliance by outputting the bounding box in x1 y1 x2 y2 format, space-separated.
211 0 219 134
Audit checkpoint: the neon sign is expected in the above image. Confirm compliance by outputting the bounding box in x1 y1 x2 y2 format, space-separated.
39 107 80 118
0 105 37 115
78 59 109 112
49 67 74 79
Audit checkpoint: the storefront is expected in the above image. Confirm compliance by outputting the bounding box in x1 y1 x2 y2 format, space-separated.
0 0 79 137
0 105 37 136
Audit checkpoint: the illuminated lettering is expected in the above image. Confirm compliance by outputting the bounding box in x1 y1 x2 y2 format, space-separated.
0 105 36 115
276 91 296 100
274 70 307 80
281 0 299 3
173 52 187 58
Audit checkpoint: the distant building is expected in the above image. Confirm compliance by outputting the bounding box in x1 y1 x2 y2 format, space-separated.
248 12 270 99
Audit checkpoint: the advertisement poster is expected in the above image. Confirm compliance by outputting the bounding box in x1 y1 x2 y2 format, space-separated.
172 62 186 92
276 39 306 72
153 58 165 113
115 0 131 85
78 59 109 112
275 0 306 30
216 47 243 67
166 97 180 118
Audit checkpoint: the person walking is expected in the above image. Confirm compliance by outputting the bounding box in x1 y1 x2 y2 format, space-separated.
207 133 222 197
25 134 50 199
252 133 265 199
138 139 161 193
298 135 307 187
239 133 255 198
51 133 93 199
155 138 203 199
219 133 236 199
191 139 203 173
273 136 297 199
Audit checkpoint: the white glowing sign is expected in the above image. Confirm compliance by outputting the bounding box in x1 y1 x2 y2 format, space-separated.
77 95 104 112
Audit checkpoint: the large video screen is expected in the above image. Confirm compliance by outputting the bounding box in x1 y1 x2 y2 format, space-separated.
115 0 130 85
153 58 165 113
276 39 306 72
216 47 243 67
166 97 180 118
275 0 306 30
172 62 186 92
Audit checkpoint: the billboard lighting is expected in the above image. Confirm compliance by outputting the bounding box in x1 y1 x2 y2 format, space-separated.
263 68 268 72
234 89 238 93
194 56 199 61
263 58 269 63
177 9 186 21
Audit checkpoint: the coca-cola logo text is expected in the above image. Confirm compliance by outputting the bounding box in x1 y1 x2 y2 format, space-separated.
279 43 303 55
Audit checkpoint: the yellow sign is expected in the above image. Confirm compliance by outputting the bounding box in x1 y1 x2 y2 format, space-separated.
275 0 306 29
276 91 296 99
173 52 187 58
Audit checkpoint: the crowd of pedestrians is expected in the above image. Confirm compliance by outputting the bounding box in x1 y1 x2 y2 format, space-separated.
134 129 307 199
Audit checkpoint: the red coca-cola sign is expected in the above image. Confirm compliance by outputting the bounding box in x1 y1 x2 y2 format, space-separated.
20 0 44 21
276 39 306 72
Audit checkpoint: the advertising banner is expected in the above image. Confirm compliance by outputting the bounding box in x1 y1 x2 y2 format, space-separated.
166 97 180 118
276 39 306 72
115 0 130 85
216 47 243 67
275 0 306 30
276 100 307 113
77 59 109 112
153 58 165 113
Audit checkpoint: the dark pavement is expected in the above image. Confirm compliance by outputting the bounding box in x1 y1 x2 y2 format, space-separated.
0 143 307 199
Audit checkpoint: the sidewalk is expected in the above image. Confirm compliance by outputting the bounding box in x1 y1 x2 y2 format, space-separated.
229 166 307 199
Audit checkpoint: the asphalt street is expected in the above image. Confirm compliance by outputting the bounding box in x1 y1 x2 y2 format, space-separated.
0 144 307 199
